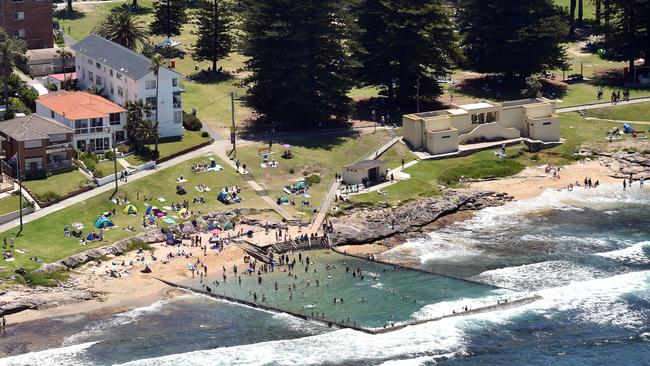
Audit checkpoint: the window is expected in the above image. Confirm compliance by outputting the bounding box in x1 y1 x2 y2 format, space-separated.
95 75 102 85
117 87 124 97
24 140 42 149
486 112 498 123
441 135 450 139
115 130 126 142
173 111 182 124
543 122 552 126
95 62 101 69
470 113 485 124
50 111 55 118
173 91 182 108
88 71 94 82
145 80 157 90
11 0 24 3
49 133 67 143
24 157 43 172
109 69 113 77
116 72 122 80
145 97 157 109
172 78 178 87
109 113 121 125
87 58 93 65
13 12 25 20
12 29 25 38
76 140 86 151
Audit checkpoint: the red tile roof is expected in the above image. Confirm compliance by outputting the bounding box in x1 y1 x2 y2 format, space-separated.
37 91 125 120
48 72 77 81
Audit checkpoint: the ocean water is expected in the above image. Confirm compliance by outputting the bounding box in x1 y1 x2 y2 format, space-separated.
1 184 649 365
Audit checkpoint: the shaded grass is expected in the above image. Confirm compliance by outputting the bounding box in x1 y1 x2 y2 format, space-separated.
0 194 27 215
124 130 211 166
586 102 650 122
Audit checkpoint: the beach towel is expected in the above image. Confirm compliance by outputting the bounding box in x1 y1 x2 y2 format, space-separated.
206 165 224 172
163 218 176 224
157 197 167 202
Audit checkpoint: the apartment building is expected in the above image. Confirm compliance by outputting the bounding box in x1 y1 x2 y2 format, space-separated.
0 0 53 49
71 35 184 138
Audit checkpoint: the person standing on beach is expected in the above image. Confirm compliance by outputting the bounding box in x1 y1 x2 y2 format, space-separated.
623 180 627 190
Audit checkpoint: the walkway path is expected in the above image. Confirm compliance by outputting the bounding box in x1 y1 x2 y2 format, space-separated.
557 97 650 113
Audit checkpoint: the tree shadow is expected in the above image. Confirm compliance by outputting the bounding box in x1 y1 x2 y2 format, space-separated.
455 75 525 101
54 9 85 20
590 68 628 87
111 3 153 15
188 70 235 84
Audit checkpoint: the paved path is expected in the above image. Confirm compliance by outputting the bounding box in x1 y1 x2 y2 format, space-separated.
0 143 217 234
557 97 650 113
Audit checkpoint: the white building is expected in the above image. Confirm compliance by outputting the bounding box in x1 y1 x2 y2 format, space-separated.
36 91 127 152
71 35 184 138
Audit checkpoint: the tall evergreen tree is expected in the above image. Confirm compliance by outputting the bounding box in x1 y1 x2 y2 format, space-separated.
353 0 458 110
604 0 650 79
459 0 569 81
192 0 235 73
150 0 188 39
241 0 356 128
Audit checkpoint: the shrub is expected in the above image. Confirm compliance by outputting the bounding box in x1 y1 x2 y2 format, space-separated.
93 168 104 178
183 111 203 131
201 131 209 138
23 169 48 180
103 150 116 161
20 270 69 287
126 239 152 252
438 158 524 186
530 153 540 161
288 167 295 174
35 191 60 203
305 174 321 185
46 83 58 91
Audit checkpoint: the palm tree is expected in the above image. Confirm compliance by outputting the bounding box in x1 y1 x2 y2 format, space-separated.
93 11 149 50
67 0 73 14
56 48 72 87
125 100 152 149
148 54 164 158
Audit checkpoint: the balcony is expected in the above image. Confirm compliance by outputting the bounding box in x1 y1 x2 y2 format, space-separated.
46 142 73 153
47 160 74 173
75 127 108 135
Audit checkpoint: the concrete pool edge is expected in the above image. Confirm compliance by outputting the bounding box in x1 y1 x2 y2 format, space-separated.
155 277 542 335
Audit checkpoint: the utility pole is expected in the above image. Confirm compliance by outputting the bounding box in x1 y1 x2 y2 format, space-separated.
416 79 420 113
230 91 236 158
16 149 23 236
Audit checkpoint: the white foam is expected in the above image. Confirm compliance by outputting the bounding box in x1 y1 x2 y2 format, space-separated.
473 260 607 290
595 241 650 265
63 295 193 346
410 289 519 321
0 342 98 366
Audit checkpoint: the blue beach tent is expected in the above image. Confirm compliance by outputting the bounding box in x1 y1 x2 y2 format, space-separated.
94 216 114 229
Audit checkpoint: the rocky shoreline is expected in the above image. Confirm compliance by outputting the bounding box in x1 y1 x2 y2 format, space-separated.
330 189 512 246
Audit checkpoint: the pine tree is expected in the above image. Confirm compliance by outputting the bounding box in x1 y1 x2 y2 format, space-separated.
604 0 650 79
150 0 188 39
241 0 356 129
353 0 459 110
458 0 569 81
192 0 234 73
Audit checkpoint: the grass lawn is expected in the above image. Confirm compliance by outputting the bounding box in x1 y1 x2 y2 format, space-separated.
0 194 28 216
553 0 596 20
123 130 212 167
586 102 650 122
0 154 268 278
94 159 124 178
235 131 393 218
23 170 90 200
378 142 418 170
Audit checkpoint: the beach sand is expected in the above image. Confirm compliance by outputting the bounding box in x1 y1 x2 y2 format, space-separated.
470 160 619 200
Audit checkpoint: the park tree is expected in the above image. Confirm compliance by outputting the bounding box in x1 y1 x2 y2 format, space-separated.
0 30 26 119
93 11 149 50
192 0 235 73
150 0 188 39
458 0 569 82
353 0 459 110
149 54 164 157
241 0 357 128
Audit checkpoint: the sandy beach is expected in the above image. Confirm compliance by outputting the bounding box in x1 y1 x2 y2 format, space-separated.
470 160 619 200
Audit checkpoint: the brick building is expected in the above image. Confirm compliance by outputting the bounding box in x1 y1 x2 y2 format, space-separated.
0 0 53 49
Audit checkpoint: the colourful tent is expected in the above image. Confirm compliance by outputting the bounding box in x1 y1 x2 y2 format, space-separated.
94 216 114 229
217 191 230 204
293 181 308 190
123 204 138 215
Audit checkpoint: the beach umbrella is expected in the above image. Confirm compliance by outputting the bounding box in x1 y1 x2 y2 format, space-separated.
282 144 292 149
143 259 153 266
210 229 222 235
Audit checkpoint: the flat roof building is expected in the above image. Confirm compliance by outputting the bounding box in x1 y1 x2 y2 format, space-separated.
402 98 561 155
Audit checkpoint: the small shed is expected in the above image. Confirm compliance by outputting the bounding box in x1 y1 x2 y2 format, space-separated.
342 160 387 185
